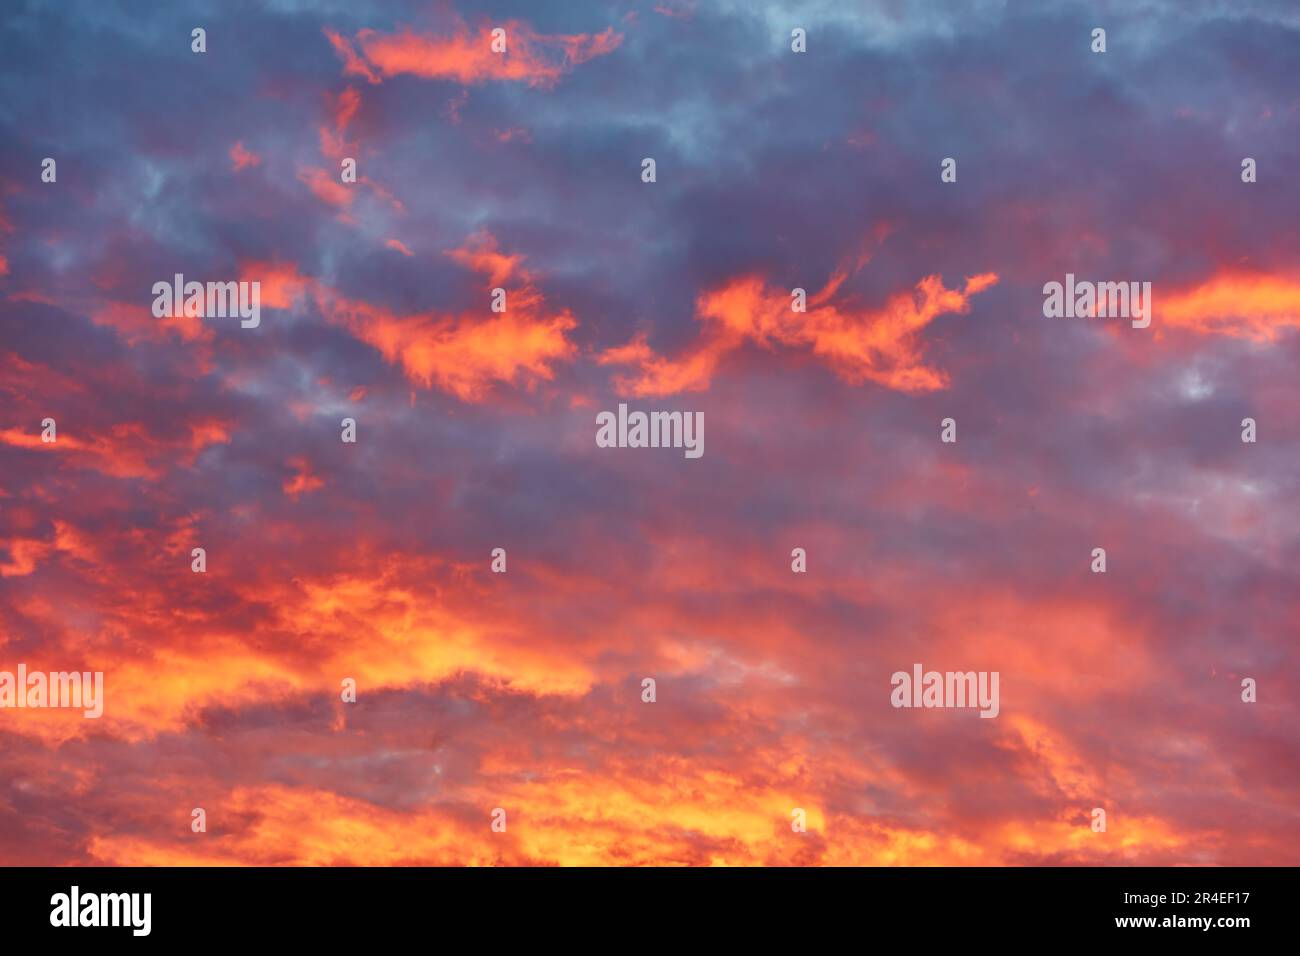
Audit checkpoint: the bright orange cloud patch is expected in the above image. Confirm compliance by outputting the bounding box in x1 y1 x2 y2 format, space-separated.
601 269 999 396
1160 270 1300 340
80 744 1205 865
325 18 622 88
240 232 577 401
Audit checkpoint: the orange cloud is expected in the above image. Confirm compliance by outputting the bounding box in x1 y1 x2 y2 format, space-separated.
1160 270 1300 341
0 416 230 481
601 270 999 396
444 230 525 286
0 475 1269 863
240 233 577 401
322 285 576 402
254 261 313 310
79 745 1204 865
0 535 55 577
0 549 599 745
325 18 622 88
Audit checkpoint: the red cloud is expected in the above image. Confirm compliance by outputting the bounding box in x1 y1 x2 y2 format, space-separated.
283 457 325 499
325 18 622 88
297 166 355 211
303 87 404 217
0 418 230 481
319 87 361 161
229 141 262 172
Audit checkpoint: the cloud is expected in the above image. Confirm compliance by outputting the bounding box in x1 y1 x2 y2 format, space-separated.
240 232 577 401
297 165 355 211
1160 270 1300 340
319 87 361 161
0 418 230 481
601 268 999 396
282 457 324 499
324 18 623 88
1 0 1297 869
229 141 262 172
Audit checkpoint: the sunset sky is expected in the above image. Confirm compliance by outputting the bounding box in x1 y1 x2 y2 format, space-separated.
1 0 1297 865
